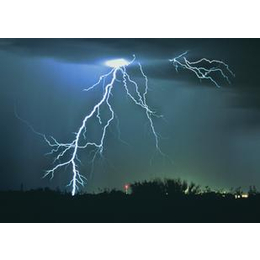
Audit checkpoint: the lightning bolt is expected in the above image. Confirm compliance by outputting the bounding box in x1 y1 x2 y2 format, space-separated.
169 51 235 87
24 55 163 196
16 52 234 196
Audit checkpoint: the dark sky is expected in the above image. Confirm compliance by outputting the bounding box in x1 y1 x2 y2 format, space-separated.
1 38 260 193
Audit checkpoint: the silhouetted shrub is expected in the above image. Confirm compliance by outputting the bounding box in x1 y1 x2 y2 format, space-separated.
249 185 258 196
131 179 165 197
164 178 187 196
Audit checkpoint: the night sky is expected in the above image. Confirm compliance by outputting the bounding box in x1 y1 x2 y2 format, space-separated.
1 38 260 193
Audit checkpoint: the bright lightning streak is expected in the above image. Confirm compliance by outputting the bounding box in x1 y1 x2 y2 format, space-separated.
17 52 234 196
169 51 235 88
38 55 163 196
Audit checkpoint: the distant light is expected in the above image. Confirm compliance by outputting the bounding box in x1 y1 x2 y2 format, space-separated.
105 59 130 68
124 184 129 195
235 194 248 199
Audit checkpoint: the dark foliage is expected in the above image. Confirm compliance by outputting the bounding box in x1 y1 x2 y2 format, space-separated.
0 178 260 223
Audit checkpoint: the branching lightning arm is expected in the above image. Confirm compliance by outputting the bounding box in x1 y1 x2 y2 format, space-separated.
39 56 163 195
169 51 235 88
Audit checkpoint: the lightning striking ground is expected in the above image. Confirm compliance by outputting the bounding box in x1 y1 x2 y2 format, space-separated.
16 52 234 196
36 55 163 196
169 51 235 87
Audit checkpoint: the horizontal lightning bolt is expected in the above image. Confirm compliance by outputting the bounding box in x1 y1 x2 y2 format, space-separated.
169 51 235 88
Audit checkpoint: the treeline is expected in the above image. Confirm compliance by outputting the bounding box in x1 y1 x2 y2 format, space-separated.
5 178 260 198
1 178 260 222
98 178 259 199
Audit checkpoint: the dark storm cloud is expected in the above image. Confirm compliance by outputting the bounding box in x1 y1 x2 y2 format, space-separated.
0 38 176 63
1 38 259 86
0 38 189 82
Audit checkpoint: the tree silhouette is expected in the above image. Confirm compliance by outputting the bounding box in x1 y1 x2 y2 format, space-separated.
248 185 258 196
131 179 165 197
164 178 188 196
187 182 201 195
